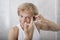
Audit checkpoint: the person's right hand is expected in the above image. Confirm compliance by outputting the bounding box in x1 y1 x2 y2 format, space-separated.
24 17 34 40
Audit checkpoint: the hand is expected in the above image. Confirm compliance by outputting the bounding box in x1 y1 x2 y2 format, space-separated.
33 14 48 27
34 14 47 23
34 14 44 21
24 17 34 40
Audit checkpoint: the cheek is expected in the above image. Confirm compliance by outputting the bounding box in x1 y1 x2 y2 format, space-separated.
19 18 24 23
20 19 24 23
19 18 21 22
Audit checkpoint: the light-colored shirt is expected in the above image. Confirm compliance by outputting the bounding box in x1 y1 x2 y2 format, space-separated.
17 23 40 40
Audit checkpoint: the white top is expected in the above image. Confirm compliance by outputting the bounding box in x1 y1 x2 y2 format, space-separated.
17 23 40 40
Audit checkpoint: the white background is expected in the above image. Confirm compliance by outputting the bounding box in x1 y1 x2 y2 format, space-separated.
0 0 60 40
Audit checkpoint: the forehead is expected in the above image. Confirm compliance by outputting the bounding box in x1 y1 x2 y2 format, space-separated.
20 11 33 16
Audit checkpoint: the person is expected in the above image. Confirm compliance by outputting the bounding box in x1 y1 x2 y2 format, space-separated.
8 3 60 40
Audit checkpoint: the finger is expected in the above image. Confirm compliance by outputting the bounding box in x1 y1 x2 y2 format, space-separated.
34 15 39 18
34 15 39 19
24 22 26 30
30 17 33 24
24 22 28 32
35 15 44 21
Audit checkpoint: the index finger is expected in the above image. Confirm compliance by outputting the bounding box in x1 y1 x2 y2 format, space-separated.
30 17 33 24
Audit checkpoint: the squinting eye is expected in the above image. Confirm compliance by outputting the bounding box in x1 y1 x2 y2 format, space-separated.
20 15 23 18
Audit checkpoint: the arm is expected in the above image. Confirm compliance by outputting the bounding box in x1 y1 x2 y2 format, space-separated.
34 15 60 32
8 26 18 40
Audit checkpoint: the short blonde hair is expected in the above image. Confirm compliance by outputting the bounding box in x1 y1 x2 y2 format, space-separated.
18 3 39 16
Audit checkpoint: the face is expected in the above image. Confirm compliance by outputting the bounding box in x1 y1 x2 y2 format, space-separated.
18 11 33 29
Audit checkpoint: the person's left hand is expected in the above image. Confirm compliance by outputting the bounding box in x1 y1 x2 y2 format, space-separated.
34 14 45 22
33 14 48 26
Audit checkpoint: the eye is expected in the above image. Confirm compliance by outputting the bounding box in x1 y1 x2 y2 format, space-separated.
20 15 23 18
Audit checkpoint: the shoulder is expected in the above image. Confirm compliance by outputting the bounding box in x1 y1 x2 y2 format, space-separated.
8 25 19 38
9 25 19 34
8 25 19 40
8 25 19 33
